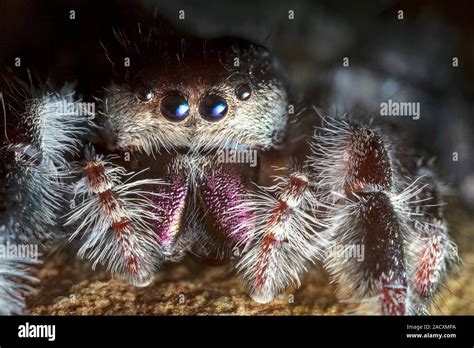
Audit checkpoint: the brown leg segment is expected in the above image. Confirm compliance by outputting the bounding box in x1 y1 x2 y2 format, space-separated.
315 121 410 314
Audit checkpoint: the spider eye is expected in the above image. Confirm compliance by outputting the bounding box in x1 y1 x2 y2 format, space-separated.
199 94 228 121
135 87 155 103
160 94 190 121
235 83 251 101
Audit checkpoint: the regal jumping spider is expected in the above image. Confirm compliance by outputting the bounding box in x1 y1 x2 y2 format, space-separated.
0 27 458 315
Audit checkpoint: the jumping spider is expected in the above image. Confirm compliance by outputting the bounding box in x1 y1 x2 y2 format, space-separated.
0 28 459 315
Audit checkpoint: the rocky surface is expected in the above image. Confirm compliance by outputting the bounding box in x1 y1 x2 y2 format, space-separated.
26 254 345 315
26 202 473 315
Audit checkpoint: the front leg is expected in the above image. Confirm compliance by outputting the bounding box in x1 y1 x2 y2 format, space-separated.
65 147 165 286
235 169 327 303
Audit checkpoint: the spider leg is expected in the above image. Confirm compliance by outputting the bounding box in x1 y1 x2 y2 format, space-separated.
311 118 415 315
408 168 458 314
1 84 91 313
0 147 40 314
65 146 165 287
311 116 460 315
235 169 327 304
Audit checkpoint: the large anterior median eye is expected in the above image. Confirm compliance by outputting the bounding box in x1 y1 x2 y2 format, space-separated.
160 94 190 121
199 94 228 121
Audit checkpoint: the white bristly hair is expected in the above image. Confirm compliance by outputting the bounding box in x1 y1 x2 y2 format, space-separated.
1 85 93 314
65 153 166 286
0 252 39 315
235 171 328 304
309 113 459 314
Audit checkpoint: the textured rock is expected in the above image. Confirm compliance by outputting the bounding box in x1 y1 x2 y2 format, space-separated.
26 204 474 315
26 255 345 315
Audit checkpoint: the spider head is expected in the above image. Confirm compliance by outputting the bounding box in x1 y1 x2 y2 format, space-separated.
101 37 289 154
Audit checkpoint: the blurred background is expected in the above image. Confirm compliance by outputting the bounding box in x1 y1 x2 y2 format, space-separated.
1 0 473 206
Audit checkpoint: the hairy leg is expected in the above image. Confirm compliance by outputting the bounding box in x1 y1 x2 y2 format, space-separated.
235 169 327 303
409 165 458 314
65 147 164 286
1 85 90 313
311 117 458 315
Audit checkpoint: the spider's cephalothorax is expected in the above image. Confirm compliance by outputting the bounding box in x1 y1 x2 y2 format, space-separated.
0 30 459 314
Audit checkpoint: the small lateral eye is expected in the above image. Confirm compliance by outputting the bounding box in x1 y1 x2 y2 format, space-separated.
199 94 228 121
160 94 190 122
235 83 251 101
135 87 155 103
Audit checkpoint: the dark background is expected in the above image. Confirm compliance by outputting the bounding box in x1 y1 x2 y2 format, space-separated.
1 0 473 317
1 0 473 207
